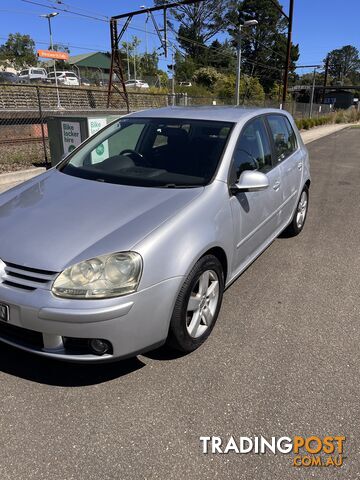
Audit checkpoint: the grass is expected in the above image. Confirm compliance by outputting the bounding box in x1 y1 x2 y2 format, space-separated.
0 141 48 174
295 110 360 131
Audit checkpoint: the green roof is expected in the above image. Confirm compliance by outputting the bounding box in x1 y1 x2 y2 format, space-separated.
68 52 111 69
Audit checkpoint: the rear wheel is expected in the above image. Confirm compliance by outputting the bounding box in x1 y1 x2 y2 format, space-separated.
284 186 309 236
167 255 224 353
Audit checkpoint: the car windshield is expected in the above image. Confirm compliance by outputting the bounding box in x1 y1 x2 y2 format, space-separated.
59 117 233 188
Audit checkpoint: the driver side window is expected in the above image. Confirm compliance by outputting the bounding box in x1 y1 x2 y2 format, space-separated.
232 117 272 182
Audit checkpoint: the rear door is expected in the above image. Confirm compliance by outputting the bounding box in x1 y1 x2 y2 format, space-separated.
229 116 284 270
266 114 303 225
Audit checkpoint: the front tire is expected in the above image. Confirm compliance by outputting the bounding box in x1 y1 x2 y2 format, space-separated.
284 186 309 236
167 255 224 353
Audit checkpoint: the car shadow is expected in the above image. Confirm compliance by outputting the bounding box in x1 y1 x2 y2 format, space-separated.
0 343 145 387
142 344 187 361
278 229 295 239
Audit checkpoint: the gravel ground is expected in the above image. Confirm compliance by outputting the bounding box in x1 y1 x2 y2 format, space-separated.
0 141 48 173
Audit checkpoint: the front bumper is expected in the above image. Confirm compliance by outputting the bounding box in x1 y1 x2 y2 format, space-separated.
0 276 183 362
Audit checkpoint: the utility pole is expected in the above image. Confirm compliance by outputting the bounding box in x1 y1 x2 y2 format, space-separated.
322 56 329 103
40 12 61 108
309 67 317 118
107 18 129 111
235 28 242 106
171 45 175 106
133 44 137 82
282 0 294 105
235 19 258 106
107 0 204 107
126 37 131 80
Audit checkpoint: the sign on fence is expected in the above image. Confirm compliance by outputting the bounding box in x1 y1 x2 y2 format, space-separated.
37 50 69 60
61 121 81 153
88 118 109 164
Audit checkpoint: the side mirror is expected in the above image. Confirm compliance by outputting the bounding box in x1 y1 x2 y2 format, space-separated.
231 170 269 193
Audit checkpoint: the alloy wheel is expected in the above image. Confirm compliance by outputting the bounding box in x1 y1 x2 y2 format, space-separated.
186 270 220 338
296 190 308 229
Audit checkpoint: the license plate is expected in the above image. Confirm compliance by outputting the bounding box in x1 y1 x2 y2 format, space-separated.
0 303 9 322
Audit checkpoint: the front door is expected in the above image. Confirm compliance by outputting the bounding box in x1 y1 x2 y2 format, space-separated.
229 116 283 272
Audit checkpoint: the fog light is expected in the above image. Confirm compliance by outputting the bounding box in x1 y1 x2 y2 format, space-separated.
89 338 110 356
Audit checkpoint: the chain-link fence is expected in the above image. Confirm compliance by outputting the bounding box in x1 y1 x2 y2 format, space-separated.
0 83 337 173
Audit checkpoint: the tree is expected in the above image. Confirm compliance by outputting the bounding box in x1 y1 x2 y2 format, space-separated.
174 52 197 82
225 0 299 91
0 33 37 69
202 39 237 73
48 44 71 71
324 45 360 84
51 44 70 54
193 66 223 89
138 51 159 77
214 73 265 102
121 36 141 80
154 0 228 62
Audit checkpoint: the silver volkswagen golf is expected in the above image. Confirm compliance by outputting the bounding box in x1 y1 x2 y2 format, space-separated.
0 107 310 362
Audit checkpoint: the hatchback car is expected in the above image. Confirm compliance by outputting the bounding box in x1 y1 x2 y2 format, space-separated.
0 107 310 362
125 79 150 89
48 71 80 86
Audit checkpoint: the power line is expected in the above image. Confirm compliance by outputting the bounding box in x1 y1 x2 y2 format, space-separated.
21 0 108 22
167 25 284 73
0 35 108 53
42 0 109 20
226 20 286 62
9 2 284 75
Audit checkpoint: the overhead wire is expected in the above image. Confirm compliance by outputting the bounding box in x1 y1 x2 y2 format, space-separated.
21 0 108 22
15 1 286 74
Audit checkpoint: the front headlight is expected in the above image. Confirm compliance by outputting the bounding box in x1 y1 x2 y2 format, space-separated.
52 252 142 299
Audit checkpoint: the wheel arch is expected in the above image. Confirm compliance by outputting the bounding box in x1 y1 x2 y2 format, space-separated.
199 246 228 283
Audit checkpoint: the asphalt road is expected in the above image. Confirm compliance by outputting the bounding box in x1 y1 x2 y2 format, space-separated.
0 127 359 479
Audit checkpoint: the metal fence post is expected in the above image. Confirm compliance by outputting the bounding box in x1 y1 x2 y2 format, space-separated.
36 86 49 168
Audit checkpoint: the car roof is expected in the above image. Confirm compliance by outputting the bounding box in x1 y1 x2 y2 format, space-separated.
127 106 292 124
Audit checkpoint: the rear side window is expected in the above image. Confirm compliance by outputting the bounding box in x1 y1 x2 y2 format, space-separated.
231 117 272 181
267 115 297 162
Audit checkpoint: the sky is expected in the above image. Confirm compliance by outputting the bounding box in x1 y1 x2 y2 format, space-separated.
0 0 359 75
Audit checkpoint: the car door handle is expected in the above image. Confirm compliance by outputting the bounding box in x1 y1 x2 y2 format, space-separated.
297 162 303 170
273 180 281 191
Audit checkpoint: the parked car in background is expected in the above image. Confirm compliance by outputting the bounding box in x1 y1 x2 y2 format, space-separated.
179 81 192 87
0 72 19 84
0 107 310 363
80 77 92 87
48 71 80 86
18 67 47 83
125 79 150 89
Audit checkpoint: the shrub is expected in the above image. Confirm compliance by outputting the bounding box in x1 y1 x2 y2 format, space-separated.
192 67 222 89
302 119 310 130
295 119 303 130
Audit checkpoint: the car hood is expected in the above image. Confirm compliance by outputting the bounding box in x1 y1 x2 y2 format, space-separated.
0 169 203 272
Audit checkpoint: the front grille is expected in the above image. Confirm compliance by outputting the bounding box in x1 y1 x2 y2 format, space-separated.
0 321 43 348
2 261 58 291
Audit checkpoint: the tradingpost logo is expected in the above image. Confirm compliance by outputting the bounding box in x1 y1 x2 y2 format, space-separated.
199 435 346 468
